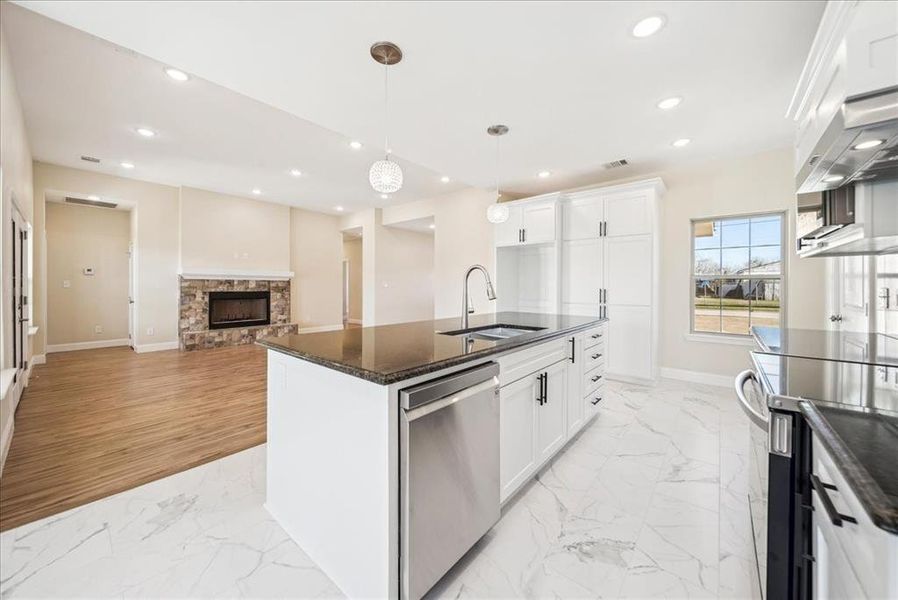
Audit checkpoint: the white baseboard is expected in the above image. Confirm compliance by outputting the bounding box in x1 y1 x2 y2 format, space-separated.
660 367 732 389
47 339 130 353
0 416 13 478
135 341 179 353
347 318 363 325
31 354 46 365
298 324 344 334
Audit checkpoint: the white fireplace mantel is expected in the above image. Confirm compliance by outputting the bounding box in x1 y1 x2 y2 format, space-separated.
179 268 295 281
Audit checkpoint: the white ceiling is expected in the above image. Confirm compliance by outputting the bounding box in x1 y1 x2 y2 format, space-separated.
8 1 824 201
2 3 462 212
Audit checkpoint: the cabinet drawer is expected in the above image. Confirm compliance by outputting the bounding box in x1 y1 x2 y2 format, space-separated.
583 327 605 350
497 338 567 387
584 366 604 395
582 346 605 372
584 387 604 408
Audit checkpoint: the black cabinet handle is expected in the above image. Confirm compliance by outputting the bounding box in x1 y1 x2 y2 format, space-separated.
591 353 602 360
522 228 526 243
542 372 548 404
536 372 546 406
810 474 856 527
591 333 602 339
591 375 602 383
591 397 601 405
570 337 576 363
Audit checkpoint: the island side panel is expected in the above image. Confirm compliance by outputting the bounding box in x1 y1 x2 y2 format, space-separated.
265 350 398 599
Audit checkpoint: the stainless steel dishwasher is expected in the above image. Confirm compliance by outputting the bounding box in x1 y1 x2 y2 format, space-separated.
400 361 500 600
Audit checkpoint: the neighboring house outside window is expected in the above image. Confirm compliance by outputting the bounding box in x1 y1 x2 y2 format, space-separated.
691 213 785 336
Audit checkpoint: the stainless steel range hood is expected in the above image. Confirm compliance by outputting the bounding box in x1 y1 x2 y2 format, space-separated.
796 86 898 194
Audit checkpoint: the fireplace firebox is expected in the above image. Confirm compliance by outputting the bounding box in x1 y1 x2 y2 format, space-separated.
208 291 271 330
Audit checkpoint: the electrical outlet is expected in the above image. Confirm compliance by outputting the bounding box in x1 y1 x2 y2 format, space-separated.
94 325 103 334
146 327 155 336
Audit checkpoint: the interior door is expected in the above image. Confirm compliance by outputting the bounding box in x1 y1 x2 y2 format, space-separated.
536 361 566 463
829 255 872 333
10 206 29 406
128 241 136 348
521 202 556 244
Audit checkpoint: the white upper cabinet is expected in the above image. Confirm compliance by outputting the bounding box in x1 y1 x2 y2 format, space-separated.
521 202 556 244
493 196 558 247
494 205 524 247
604 189 652 237
562 193 603 240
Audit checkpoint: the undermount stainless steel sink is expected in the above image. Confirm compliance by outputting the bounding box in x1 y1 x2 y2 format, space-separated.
439 324 546 341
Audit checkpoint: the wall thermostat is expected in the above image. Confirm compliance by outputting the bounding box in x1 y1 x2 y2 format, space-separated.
83 267 95 276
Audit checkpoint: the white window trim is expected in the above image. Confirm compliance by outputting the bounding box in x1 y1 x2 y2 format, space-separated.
688 210 788 341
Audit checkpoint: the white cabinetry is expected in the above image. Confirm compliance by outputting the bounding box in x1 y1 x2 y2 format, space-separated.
498 324 604 502
811 437 898 599
493 195 557 247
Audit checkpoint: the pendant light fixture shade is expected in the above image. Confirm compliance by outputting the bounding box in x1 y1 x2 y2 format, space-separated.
485 124 510 223
369 42 404 195
369 158 403 194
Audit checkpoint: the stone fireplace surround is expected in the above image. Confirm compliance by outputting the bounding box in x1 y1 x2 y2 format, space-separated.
179 277 297 351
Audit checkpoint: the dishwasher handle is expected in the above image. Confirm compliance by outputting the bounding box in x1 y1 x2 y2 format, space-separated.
404 378 498 422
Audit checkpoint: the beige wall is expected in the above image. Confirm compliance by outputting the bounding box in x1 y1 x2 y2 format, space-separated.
33 162 180 352
654 147 825 378
1 23 35 470
290 207 343 329
46 203 130 346
343 237 363 322
374 227 434 325
179 187 290 272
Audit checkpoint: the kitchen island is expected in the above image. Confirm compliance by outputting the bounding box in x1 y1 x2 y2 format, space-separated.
258 312 606 599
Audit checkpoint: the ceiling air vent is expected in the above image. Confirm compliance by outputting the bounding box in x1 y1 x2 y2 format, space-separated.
65 197 118 209
80 155 101 163
603 158 629 169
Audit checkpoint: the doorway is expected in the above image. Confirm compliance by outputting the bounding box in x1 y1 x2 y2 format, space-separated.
9 203 30 408
342 229 363 328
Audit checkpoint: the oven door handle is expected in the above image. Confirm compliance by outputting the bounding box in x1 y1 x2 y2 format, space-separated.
734 369 768 429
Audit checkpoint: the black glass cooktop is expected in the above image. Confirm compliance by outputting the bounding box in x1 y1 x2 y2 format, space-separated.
752 326 898 368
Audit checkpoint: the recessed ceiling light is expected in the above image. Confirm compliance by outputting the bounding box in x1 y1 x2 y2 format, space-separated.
252 188 262 195
538 171 552 178
632 15 666 38
823 175 844 183
136 127 156 138
852 139 884 151
380 193 389 200
428 223 436 230
440 176 450 183
87 195 100 201
349 141 363 150
120 161 135 169
164 67 189 82
657 96 682 110
290 168 302 177
671 138 691 147
334 205 344 212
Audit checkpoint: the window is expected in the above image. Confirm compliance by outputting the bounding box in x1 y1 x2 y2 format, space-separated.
691 213 784 336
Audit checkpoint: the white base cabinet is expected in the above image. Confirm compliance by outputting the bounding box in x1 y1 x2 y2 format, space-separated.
498 324 605 503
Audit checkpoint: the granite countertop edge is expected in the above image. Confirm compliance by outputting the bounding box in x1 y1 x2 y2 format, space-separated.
798 401 898 535
258 318 606 385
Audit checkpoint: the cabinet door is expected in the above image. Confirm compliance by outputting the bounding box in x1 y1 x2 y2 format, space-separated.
522 202 556 244
537 362 567 463
562 239 602 315
563 195 603 240
606 305 652 380
604 190 652 237
499 374 538 501
604 234 651 307
494 206 523 247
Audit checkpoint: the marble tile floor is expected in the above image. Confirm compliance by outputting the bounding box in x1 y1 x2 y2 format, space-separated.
0 378 761 599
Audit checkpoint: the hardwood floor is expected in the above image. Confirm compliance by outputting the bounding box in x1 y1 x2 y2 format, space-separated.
0 344 267 532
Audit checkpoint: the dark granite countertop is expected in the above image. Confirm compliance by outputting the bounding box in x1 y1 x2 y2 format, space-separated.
752 326 898 368
258 312 605 385
799 401 898 534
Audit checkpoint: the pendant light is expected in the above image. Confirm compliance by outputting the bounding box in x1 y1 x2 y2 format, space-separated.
486 124 510 224
369 42 403 194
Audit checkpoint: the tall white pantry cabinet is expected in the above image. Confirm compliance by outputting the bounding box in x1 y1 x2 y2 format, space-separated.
495 178 664 382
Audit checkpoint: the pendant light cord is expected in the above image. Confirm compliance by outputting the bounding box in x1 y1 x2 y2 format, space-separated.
384 63 389 159
495 134 500 200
